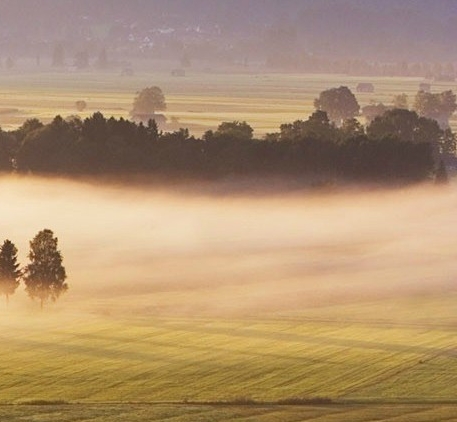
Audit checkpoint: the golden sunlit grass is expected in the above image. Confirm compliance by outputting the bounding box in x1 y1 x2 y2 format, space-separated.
1 291 457 405
0 292 457 422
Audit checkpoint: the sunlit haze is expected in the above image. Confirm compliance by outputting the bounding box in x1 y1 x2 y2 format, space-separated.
2 176 455 318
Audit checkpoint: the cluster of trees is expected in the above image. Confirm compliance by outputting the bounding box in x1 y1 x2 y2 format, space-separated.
0 110 436 184
361 89 457 130
0 230 67 309
0 84 453 184
315 86 456 159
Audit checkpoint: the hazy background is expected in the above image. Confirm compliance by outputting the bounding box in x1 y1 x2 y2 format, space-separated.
0 0 456 67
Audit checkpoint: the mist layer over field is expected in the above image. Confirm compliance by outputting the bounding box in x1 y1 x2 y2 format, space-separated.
1 176 456 318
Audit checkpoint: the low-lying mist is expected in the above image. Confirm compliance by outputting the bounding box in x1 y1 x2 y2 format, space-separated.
1 176 456 319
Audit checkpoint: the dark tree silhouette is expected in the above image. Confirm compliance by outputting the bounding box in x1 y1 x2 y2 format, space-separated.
131 86 166 116
413 90 457 129
367 108 443 163
278 110 337 142
0 240 21 304
314 86 360 126
212 121 254 141
361 103 390 124
10 112 437 184
23 229 67 309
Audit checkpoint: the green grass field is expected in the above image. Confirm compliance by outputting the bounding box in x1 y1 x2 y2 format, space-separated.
0 290 456 420
2 293 457 404
0 66 456 136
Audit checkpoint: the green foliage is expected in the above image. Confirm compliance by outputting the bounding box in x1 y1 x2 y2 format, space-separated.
413 89 457 128
213 121 254 141
340 118 365 139
16 115 80 173
15 118 44 142
10 112 436 183
314 86 360 126
279 110 337 141
131 86 166 116
23 229 67 309
367 108 442 151
0 239 21 303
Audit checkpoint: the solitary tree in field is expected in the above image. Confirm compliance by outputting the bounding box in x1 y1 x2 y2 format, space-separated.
23 229 67 309
131 86 166 117
75 100 87 112
314 86 359 126
0 240 21 304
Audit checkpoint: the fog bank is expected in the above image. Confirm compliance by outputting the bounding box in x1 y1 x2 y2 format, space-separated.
0 176 456 317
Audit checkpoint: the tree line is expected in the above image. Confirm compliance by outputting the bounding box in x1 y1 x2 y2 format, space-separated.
0 229 67 309
0 86 454 184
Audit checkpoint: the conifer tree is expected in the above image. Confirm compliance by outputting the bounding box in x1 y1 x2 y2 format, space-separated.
0 240 21 304
24 229 67 309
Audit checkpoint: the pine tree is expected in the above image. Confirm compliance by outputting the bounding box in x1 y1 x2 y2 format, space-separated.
0 240 21 304
23 229 67 309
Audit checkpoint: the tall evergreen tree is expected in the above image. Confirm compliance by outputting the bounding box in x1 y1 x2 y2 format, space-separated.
0 240 21 304
23 229 67 309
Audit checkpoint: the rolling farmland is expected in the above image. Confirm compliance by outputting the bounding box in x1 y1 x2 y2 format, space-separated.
0 291 456 420
0 66 456 420
1 297 457 404
0 65 457 136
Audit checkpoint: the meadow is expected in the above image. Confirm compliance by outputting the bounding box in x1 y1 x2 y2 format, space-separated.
0 63 456 136
0 65 457 420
